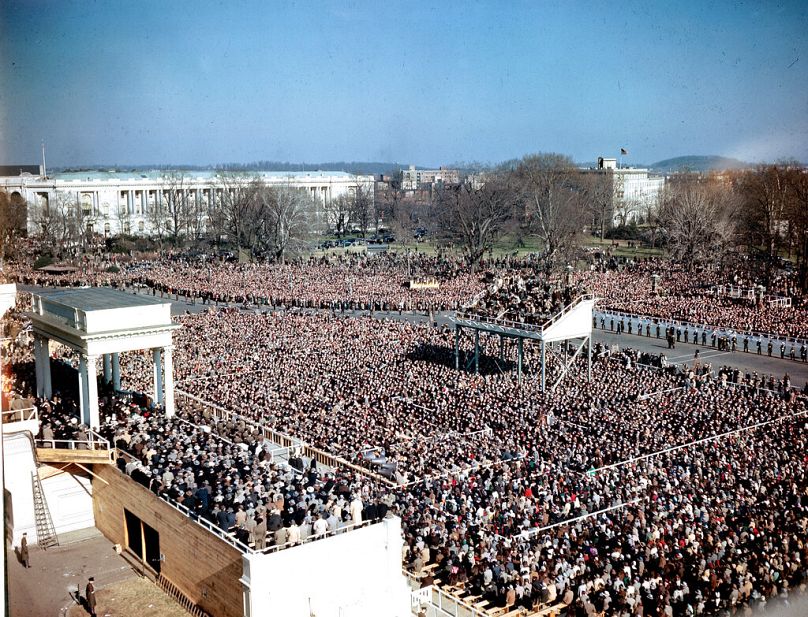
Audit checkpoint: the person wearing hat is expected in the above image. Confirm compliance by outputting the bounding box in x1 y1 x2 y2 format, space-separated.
85 577 97 617
20 532 30 568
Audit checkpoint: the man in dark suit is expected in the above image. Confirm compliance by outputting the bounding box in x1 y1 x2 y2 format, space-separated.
86 577 97 617
20 532 30 568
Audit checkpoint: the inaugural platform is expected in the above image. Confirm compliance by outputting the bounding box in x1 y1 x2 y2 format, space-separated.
27 288 180 426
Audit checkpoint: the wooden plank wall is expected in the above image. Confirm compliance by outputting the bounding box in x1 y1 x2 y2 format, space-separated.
92 464 244 617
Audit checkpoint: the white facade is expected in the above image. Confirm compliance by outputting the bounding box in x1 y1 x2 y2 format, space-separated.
0 169 374 237
28 288 179 427
613 168 665 223
242 517 410 617
587 157 666 224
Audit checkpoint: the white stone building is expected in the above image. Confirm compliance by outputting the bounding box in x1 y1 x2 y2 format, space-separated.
585 157 666 225
0 169 374 237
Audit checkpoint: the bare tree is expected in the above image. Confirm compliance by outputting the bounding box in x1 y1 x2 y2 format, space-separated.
251 185 315 262
785 167 808 290
114 198 131 236
349 183 373 237
324 194 352 238
434 177 514 271
514 153 586 273
657 179 737 270
738 165 791 264
0 191 28 261
187 188 207 243
581 171 614 240
159 171 193 244
215 171 261 250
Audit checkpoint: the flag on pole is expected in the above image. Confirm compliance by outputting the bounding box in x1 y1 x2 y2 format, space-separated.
620 148 628 155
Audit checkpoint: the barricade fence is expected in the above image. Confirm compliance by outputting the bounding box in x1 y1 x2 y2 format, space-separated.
593 309 808 351
175 389 399 487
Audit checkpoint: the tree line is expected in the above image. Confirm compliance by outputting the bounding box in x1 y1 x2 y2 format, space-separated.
4 156 808 289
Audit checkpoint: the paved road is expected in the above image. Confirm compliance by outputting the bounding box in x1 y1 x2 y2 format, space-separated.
592 329 808 386
6 528 137 617
24 284 808 387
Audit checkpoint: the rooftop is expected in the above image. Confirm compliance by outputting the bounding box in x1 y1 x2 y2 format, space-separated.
48 170 359 181
35 287 169 312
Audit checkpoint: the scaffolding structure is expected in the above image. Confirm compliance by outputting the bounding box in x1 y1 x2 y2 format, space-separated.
449 295 596 392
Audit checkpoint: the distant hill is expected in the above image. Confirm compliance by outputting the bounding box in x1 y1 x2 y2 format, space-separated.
649 155 748 173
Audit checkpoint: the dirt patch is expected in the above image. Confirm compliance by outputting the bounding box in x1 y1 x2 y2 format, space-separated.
67 576 189 617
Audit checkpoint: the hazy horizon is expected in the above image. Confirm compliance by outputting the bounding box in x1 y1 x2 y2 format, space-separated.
1 1 806 167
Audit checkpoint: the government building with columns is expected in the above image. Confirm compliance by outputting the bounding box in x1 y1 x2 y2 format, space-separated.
0 169 374 237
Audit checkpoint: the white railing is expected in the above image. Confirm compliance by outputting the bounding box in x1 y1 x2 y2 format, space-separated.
593 308 808 349
1 407 39 423
258 518 378 555
35 428 110 451
456 294 594 336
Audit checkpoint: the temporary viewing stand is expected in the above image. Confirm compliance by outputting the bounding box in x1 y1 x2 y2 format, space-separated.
449 295 596 392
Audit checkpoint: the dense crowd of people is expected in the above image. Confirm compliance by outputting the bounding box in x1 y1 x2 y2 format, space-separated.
579 261 808 340
463 271 581 326
3 247 807 616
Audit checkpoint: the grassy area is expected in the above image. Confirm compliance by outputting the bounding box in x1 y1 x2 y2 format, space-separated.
585 237 665 258
68 576 189 617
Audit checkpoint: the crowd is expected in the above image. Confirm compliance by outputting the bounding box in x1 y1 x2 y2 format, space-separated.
3 248 808 616
9 305 802 615
579 261 808 341
463 271 581 326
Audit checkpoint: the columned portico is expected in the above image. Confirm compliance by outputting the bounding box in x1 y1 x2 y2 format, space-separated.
28 288 180 429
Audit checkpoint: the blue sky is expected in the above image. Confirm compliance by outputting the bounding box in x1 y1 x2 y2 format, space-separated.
1 0 806 167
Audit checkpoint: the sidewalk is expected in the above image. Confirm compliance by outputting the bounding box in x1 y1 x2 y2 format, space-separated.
6 528 137 617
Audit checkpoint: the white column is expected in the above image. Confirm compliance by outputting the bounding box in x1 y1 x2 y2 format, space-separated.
33 336 44 397
163 346 175 418
112 352 121 391
86 355 100 429
78 355 89 425
152 348 164 406
42 338 52 399
103 353 112 384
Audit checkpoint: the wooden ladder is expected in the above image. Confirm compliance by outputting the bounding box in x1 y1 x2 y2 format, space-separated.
31 470 59 549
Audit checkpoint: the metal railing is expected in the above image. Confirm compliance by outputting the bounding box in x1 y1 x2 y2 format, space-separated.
456 294 594 336
35 428 110 451
115 447 386 556
175 389 399 487
258 518 378 555
1 407 39 423
114 448 253 553
593 308 808 348
403 569 488 617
